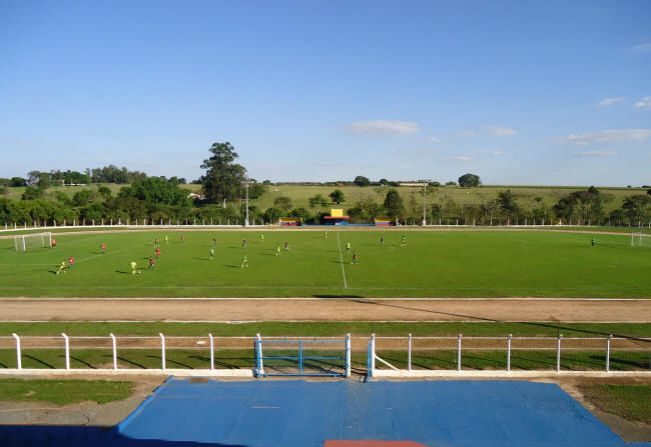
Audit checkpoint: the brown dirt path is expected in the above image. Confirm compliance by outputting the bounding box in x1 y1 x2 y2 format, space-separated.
1 298 649 322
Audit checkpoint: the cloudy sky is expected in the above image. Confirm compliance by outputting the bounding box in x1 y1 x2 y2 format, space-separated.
1 0 650 185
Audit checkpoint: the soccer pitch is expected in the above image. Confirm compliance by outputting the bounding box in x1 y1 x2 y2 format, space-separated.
0 229 649 298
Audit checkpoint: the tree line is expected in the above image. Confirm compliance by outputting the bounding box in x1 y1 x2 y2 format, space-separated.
1 142 650 226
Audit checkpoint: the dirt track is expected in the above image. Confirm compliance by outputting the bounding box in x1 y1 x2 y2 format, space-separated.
1 298 649 322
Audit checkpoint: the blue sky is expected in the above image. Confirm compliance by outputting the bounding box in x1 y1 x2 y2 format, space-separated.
1 0 650 185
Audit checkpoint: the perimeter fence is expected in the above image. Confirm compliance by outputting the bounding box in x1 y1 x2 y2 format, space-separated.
1 333 649 378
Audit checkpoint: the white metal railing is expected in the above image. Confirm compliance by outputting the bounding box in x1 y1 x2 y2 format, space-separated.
367 334 651 378
1 333 650 377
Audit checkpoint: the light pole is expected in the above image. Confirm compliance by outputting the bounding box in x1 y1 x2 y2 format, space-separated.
244 178 250 227
421 180 431 226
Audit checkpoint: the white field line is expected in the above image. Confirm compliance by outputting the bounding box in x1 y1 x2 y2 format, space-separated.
0 297 649 301
0 319 642 323
335 232 348 289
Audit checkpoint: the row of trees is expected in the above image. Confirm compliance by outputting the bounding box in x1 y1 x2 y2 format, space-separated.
2 141 650 226
0 165 151 190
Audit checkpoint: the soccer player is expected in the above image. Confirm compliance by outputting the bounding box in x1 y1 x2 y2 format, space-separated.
276 246 281 256
284 241 289 251
130 261 140 275
241 255 249 268
211 238 217 248
51 238 57 248
165 236 169 244
379 236 384 246
346 242 351 251
210 248 215 260
101 243 107 254
591 238 596 247
154 238 159 247
148 257 155 270
351 251 358 265
56 260 66 275
180 235 184 243
324 231 328 239
242 239 247 249
400 235 406 248
68 256 75 270
260 234 264 242
155 247 161 259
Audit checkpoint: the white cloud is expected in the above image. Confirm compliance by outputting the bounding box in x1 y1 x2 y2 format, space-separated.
441 155 475 162
634 96 651 110
487 126 516 136
427 136 440 143
596 97 625 108
560 129 651 145
489 150 502 155
629 43 651 54
347 120 419 135
576 151 618 157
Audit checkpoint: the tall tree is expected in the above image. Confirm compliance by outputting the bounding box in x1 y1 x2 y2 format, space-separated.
200 142 247 207
383 189 405 220
354 175 371 187
329 189 345 204
458 173 481 187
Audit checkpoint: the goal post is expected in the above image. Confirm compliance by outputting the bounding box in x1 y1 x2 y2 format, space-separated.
14 232 52 252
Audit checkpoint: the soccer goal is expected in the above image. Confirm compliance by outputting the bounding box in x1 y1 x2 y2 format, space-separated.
14 232 52 252
630 232 650 247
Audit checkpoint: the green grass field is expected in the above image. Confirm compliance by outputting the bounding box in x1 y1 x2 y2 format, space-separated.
580 384 651 423
1 229 650 297
0 378 134 404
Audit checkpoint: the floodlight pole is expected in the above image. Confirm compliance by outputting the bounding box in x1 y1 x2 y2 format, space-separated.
244 179 250 227
421 184 428 226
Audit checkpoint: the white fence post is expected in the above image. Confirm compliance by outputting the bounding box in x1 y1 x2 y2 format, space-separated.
606 334 612 372
110 333 118 370
209 333 215 371
62 333 70 370
345 333 351 377
159 333 166 370
256 333 264 376
507 334 512 372
370 333 376 375
556 334 562 372
407 333 412 372
457 334 462 372
12 333 21 370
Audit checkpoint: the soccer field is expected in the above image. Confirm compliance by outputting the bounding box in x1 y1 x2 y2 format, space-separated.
0 229 650 298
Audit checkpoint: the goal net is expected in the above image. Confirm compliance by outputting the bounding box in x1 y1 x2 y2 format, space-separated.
630 232 650 247
14 232 52 252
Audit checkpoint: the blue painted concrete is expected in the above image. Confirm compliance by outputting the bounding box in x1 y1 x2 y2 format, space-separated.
1 379 649 447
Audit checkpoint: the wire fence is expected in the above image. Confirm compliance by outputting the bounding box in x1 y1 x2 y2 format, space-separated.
1 333 650 377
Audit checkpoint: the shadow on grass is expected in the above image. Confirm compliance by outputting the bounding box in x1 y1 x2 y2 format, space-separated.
22 354 55 369
342 298 651 342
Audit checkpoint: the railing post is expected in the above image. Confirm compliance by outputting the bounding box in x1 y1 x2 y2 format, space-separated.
407 333 413 372
110 333 118 370
370 333 376 374
507 334 512 372
159 333 166 370
556 334 562 372
255 333 264 376
457 333 462 372
209 333 215 371
606 334 612 373
12 333 21 370
345 333 351 378
62 333 70 370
